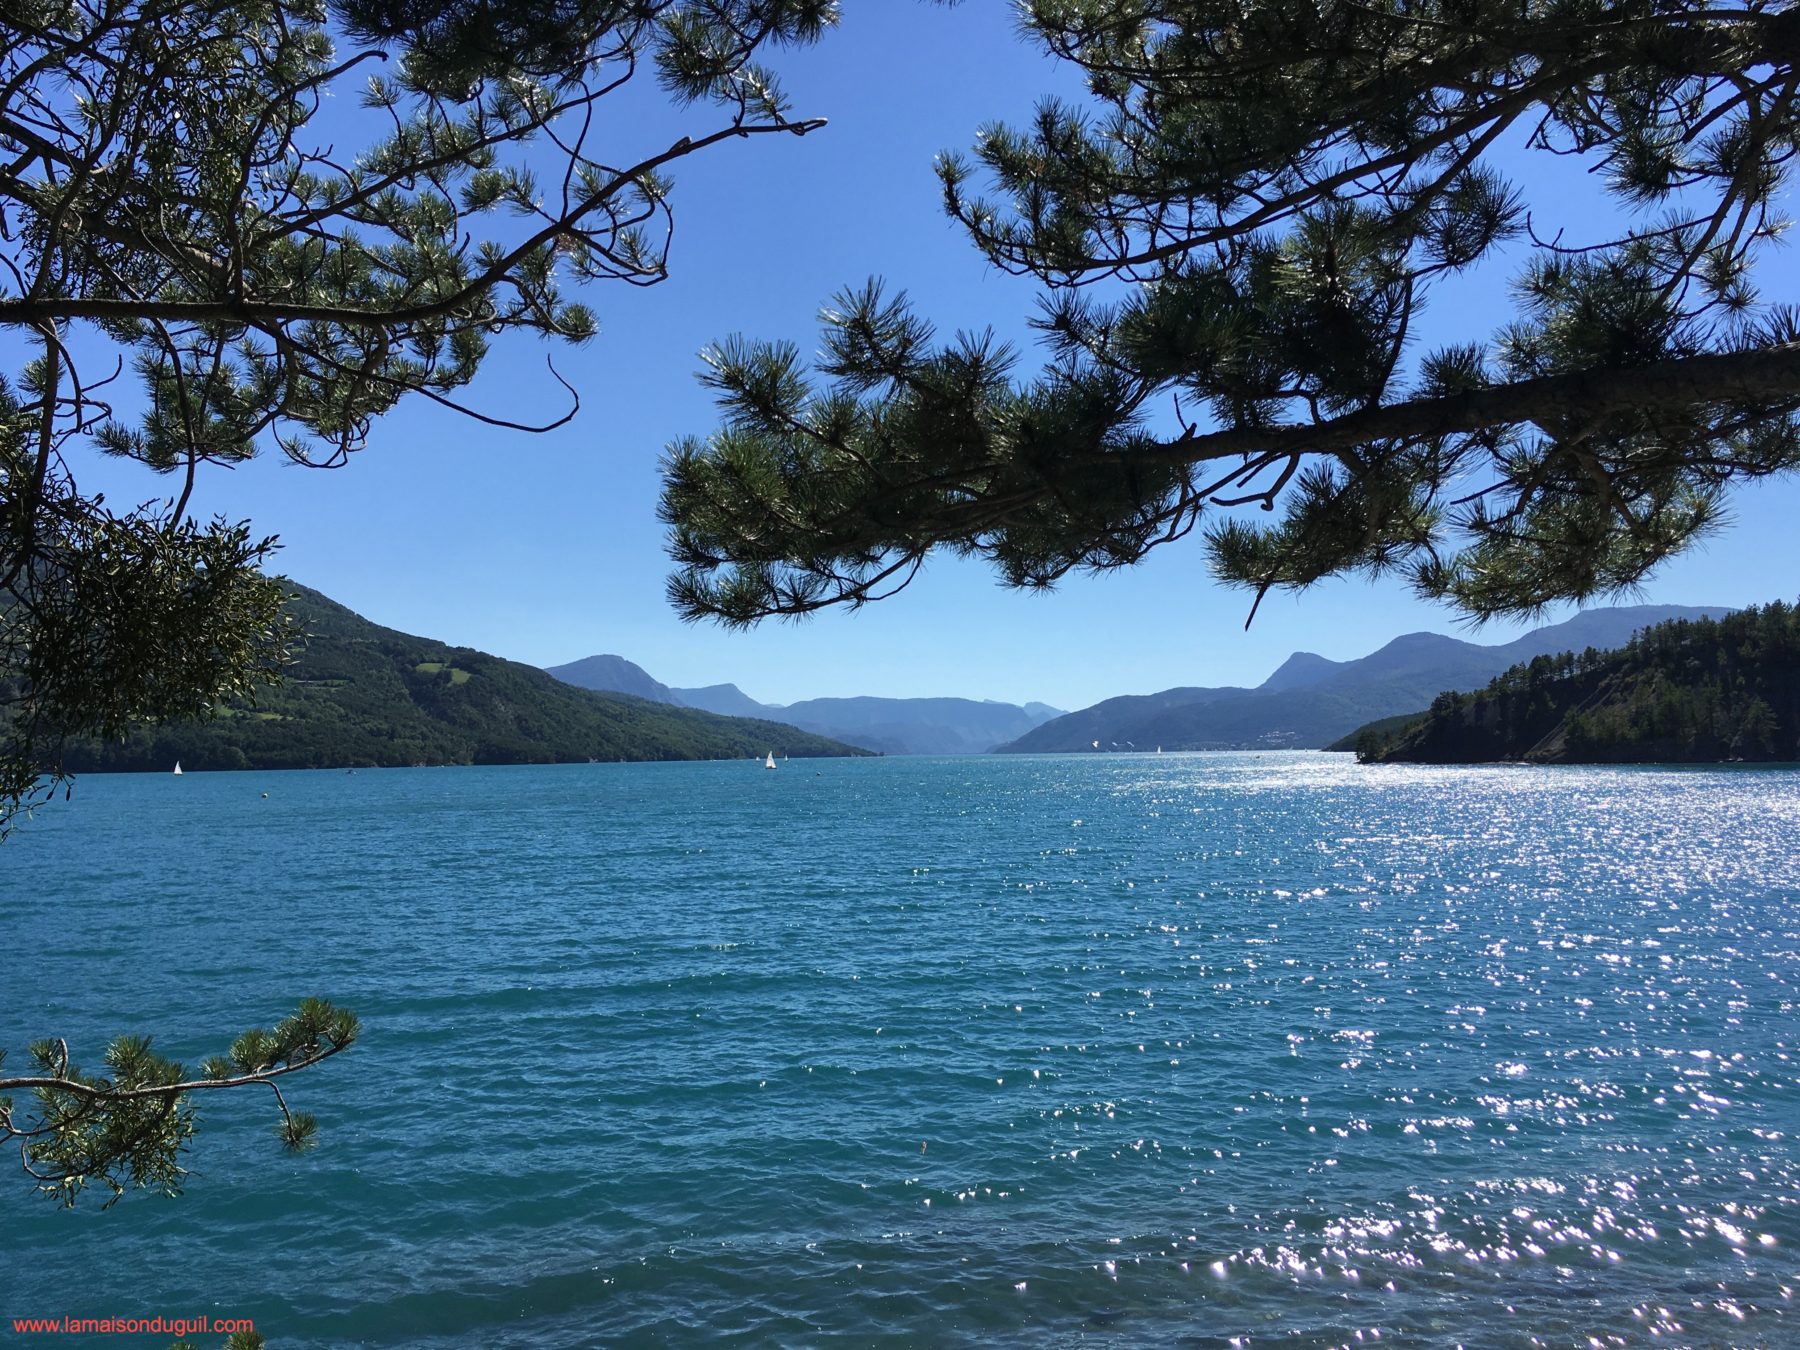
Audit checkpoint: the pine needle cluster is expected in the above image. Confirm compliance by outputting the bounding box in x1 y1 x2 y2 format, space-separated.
0 999 359 1207
663 0 1800 626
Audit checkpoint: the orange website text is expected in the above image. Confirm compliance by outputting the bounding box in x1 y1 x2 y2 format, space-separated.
11 1315 254 1337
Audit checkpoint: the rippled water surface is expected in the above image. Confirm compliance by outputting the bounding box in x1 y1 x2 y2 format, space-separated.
4 753 1799 1346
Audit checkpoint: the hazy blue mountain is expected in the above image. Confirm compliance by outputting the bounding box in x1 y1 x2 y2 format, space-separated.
672 683 772 719
1257 652 1342 693
773 696 1058 755
1269 631 1524 712
1484 606 1731 663
544 654 676 704
1255 606 1732 700
547 661 1063 754
1002 604 1733 753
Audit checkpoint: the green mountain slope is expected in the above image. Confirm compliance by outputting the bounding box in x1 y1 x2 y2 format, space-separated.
1367 601 1800 764
52 584 868 772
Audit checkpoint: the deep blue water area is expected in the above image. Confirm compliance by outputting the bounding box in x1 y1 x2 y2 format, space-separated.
3 753 1798 1346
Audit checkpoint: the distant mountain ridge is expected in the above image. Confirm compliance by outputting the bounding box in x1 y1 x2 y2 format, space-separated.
543 657 1064 755
1258 651 1342 693
543 654 680 704
758 696 1055 756
1000 605 1733 754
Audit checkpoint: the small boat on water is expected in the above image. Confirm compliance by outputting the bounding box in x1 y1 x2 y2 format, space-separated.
172 761 183 775
764 751 778 770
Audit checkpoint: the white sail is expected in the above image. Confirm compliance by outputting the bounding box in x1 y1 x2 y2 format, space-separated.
172 761 183 775
764 751 778 770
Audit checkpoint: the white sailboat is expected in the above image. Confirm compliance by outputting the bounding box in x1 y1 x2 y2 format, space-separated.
172 761 183 775
764 751 778 770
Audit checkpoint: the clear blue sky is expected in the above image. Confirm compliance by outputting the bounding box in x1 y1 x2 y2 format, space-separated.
53 4 1800 711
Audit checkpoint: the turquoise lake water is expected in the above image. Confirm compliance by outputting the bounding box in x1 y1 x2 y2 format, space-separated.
2 752 1798 1347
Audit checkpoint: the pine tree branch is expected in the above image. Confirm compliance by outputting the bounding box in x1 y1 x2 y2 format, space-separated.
0 117 828 334
0 1040 348 1101
1088 341 1800 472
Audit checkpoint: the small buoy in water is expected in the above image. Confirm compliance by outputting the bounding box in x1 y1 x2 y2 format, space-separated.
261 792 269 799
920 1141 927 1154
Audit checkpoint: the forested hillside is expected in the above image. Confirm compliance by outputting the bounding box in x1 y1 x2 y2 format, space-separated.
41 585 866 772
1366 602 1800 764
